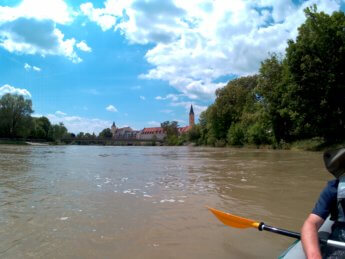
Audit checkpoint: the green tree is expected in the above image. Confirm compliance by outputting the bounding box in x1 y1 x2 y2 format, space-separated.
187 125 201 143
227 123 245 146
98 128 112 139
0 93 33 138
30 116 52 140
201 75 258 144
257 54 293 142
285 6 345 142
161 121 179 145
50 123 67 141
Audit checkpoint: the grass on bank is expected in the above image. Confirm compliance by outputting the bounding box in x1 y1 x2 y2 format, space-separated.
0 139 28 145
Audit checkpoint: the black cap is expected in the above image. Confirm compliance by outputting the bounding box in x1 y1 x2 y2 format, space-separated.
324 147 345 178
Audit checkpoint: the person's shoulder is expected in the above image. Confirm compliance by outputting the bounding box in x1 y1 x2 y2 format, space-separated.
322 178 338 197
326 178 338 188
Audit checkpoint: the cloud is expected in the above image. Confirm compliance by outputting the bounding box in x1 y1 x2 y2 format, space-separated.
46 113 112 134
170 101 207 117
55 110 67 116
0 18 82 63
32 66 41 71
139 95 146 100
106 104 118 112
0 0 73 24
0 84 31 98
80 2 118 31
0 1 87 63
24 63 41 72
147 121 160 126
155 93 181 102
81 0 342 100
76 40 92 52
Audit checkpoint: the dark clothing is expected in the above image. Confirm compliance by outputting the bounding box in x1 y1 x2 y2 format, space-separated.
312 179 338 220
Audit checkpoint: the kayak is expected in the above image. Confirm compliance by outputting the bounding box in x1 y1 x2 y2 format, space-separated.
207 208 345 258
279 217 334 259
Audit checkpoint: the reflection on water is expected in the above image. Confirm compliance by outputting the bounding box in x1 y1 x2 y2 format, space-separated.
0 145 332 258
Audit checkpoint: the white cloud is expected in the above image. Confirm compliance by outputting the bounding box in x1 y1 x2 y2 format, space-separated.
0 0 73 24
0 84 31 98
46 113 112 134
147 121 160 126
170 101 207 117
0 18 82 63
81 0 342 100
139 96 146 100
0 1 85 63
32 66 41 71
55 110 67 116
155 93 181 101
106 104 118 112
76 40 92 52
24 63 30 70
80 2 118 31
24 63 41 72
173 119 185 124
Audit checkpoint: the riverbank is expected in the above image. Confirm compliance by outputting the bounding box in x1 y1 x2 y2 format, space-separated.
0 139 28 145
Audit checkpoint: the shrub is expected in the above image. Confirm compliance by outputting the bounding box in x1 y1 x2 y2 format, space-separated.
227 123 245 146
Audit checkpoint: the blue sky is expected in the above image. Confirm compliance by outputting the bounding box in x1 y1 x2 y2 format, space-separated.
0 0 344 133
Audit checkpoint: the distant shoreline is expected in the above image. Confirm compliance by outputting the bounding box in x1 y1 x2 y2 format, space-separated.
1 138 343 151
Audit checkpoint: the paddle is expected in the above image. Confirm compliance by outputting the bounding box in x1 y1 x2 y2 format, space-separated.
208 207 345 249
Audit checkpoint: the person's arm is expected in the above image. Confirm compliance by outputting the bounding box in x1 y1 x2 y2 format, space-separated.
301 213 325 259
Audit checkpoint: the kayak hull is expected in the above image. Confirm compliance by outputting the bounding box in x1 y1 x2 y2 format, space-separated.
279 217 334 259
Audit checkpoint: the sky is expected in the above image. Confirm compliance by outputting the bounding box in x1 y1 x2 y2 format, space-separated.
0 0 344 134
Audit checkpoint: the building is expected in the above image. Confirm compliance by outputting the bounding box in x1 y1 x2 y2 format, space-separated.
111 122 138 139
138 127 166 140
110 104 195 140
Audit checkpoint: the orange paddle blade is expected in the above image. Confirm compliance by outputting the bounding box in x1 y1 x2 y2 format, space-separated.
208 207 260 229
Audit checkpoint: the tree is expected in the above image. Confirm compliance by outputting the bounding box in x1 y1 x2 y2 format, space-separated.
98 128 112 139
161 121 179 137
77 132 85 138
0 93 33 138
257 54 293 142
201 75 258 144
161 121 179 145
187 125 201 143
50 123 67 141
30 116 52 140
285 6 345 142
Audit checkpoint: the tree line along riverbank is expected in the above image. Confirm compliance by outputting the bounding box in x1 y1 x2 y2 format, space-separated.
0 7 344 151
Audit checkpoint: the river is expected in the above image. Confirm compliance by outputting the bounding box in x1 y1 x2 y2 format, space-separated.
0 145 332 258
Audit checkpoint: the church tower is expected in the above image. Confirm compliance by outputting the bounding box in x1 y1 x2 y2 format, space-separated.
111 122 117 137
189 105 195 127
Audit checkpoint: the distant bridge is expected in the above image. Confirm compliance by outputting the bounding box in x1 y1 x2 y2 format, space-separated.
61 138 164 146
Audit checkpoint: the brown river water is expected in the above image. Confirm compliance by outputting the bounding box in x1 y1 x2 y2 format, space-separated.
0 145 332 258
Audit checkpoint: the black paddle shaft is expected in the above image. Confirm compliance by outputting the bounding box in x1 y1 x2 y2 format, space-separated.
258 222 301 239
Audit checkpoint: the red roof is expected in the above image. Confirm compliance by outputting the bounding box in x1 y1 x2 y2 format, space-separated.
178 126 192 133
141 127 164 134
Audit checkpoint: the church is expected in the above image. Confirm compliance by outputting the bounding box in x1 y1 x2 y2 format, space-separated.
110 105 195 140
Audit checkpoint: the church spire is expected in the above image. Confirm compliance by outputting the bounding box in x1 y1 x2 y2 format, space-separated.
189 105 194 115
189 105 195 127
